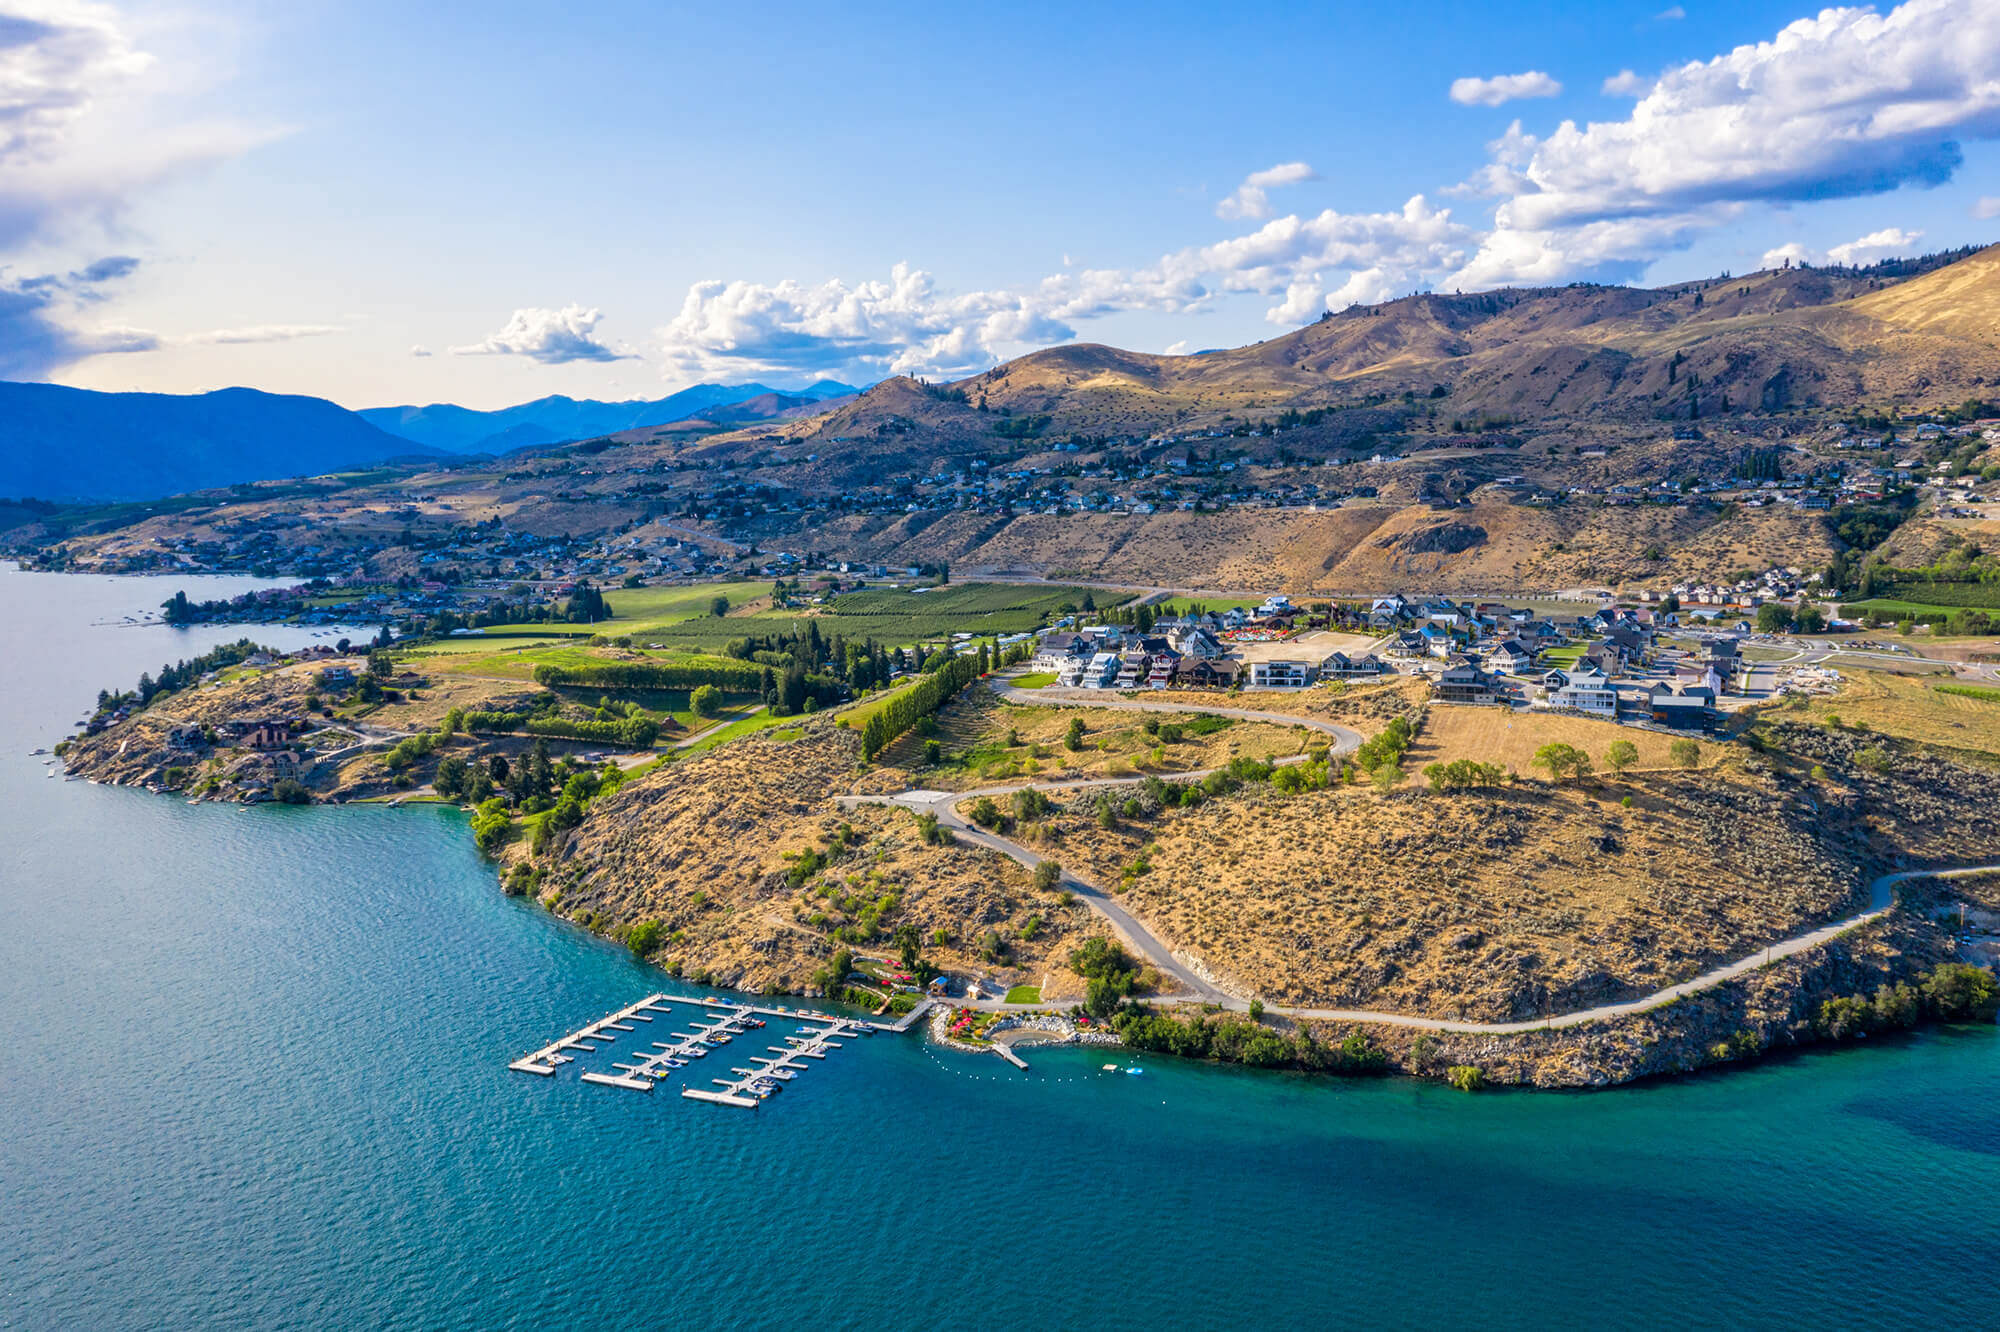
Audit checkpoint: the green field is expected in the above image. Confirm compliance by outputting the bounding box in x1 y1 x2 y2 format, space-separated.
1873 581 2000 610
1003 985 1042 1004
1153 595 1267 615
1845 597 2000 622
637 581 1101 652
1011 672 1058 689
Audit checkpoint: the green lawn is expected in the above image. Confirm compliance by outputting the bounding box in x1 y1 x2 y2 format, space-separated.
1003 985 1042 1004
1011 672 1058 689
1843 597 2000 623
1540 643 1589 666
635 581 1097 653
674 707 792 754
1152 595 1266 616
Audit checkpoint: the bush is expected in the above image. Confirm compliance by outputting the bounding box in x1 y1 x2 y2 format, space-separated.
1446 1065 1486 1092
1669 738 1701 769
690 684 723 718
1532 742 1592 781
1605 739 1638 773
626 919 665 956
272 778 312 805
1032 860 1061 892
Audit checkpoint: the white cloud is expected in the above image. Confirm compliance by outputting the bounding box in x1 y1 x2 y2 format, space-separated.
1656 5 1686 20
1827 226 1924 264
180 323 343 345
452 305 632 363
1759 241 1816 269
1975 196 2000 219
1216 161 1319 221
1449 70 1563 108
0 2 278 251
1162 339 1190 355
1601 69 1649 97
409 344 432 357
1450 0 2000 287
1758 226 1924 269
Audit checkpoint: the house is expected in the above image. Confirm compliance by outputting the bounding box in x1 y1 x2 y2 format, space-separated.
243 722 292 751
1320 651 1387 680
167 725 205 749
1169 626 1226 659
1248 657 1316 688
1175 658 1240 689
1032 632 1090 674
1649 682 1714 729
1060 652 1122 689
1383 631 1428 660
1256 594 1296 619
1486 639 1536 675
1145 651 1180 689
1432 660 1498 704
318 664 355 688
1545 665 1617 717
1113 653 1151 689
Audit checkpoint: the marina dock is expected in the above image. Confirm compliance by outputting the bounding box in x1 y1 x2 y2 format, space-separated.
510 994 933 1108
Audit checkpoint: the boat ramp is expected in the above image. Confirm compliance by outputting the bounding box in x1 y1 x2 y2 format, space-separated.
510 994 932 1109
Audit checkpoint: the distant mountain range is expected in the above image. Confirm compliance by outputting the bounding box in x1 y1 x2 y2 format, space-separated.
358 381 860 453
0 382 442 504
0 379 863 503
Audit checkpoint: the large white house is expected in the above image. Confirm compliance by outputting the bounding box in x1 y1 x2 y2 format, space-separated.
1545 664 1617 717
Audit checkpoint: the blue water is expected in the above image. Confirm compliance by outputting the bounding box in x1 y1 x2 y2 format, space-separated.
3 567 1997 1329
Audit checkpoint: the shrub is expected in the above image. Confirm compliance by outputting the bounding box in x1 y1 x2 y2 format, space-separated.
626 919 665 956
689 684 723 718
1032 860 1061 892
1669 737 1701 769
1532 742 1592 781
1605 739 1638 773
1447 1065 1486 1092
272 778 312 805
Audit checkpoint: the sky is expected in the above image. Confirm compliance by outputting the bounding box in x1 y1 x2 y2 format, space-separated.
4 0 1999 410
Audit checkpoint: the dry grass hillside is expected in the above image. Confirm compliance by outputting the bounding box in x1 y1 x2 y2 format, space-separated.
1044 767 1863 1022
543 724 1100 993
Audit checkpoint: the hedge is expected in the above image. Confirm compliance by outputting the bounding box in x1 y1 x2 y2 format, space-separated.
861 652 982 758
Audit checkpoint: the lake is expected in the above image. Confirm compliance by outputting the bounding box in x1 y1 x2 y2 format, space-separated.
2 565 1995 1329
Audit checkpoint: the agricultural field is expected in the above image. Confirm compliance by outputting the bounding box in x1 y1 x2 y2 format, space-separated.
638 581 1108 652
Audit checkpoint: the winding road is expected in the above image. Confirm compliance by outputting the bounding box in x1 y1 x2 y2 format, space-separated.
846 673 2000 1033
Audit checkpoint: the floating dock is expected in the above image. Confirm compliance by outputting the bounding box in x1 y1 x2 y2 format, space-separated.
510 995 933 1108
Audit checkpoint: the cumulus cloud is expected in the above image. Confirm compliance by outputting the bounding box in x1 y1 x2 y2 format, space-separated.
1656 5 1686 19
1601 69 1649 97
0 2 276 250
1975 196 2000 219
650 196 1481 381
1449 71 1563 107
1763 227 1925 269
0 252 154 377
1450 0 2000 287
1215 161 1319 220
451 305 633 363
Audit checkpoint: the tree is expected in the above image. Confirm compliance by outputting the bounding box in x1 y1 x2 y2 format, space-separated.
1922 963 1999 1021
709 594 730 618
1756 602 1795 633
1032 860 1061 892
1532 742 1592 782
1793 605 1827 634
1369 761 1404 793
689 684 722 718
1065 716 1086 751
1669 738 1702 770
1605 739 1639 774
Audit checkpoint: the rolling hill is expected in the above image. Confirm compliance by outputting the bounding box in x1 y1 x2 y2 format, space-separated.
0 382 443 503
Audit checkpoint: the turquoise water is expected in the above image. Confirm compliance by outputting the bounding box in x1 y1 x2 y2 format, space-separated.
2 566 1997 1329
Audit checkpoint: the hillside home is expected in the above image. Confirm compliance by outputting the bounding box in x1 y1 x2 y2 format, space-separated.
1648 682 1715 729
1175 658 1241 689
1320 651 1388 680
1486 639 1536 675
1113 654 1151 689
1545 665 1617 717
1432 660 1498 704
1248 658 1317 688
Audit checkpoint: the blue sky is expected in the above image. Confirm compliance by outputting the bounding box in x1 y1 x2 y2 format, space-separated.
4 0 1998 408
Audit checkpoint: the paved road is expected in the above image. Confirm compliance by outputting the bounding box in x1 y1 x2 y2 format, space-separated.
850 674 2000 1032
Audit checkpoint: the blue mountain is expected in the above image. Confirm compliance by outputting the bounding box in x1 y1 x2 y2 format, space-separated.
359 381 862 453
0 381 442 503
